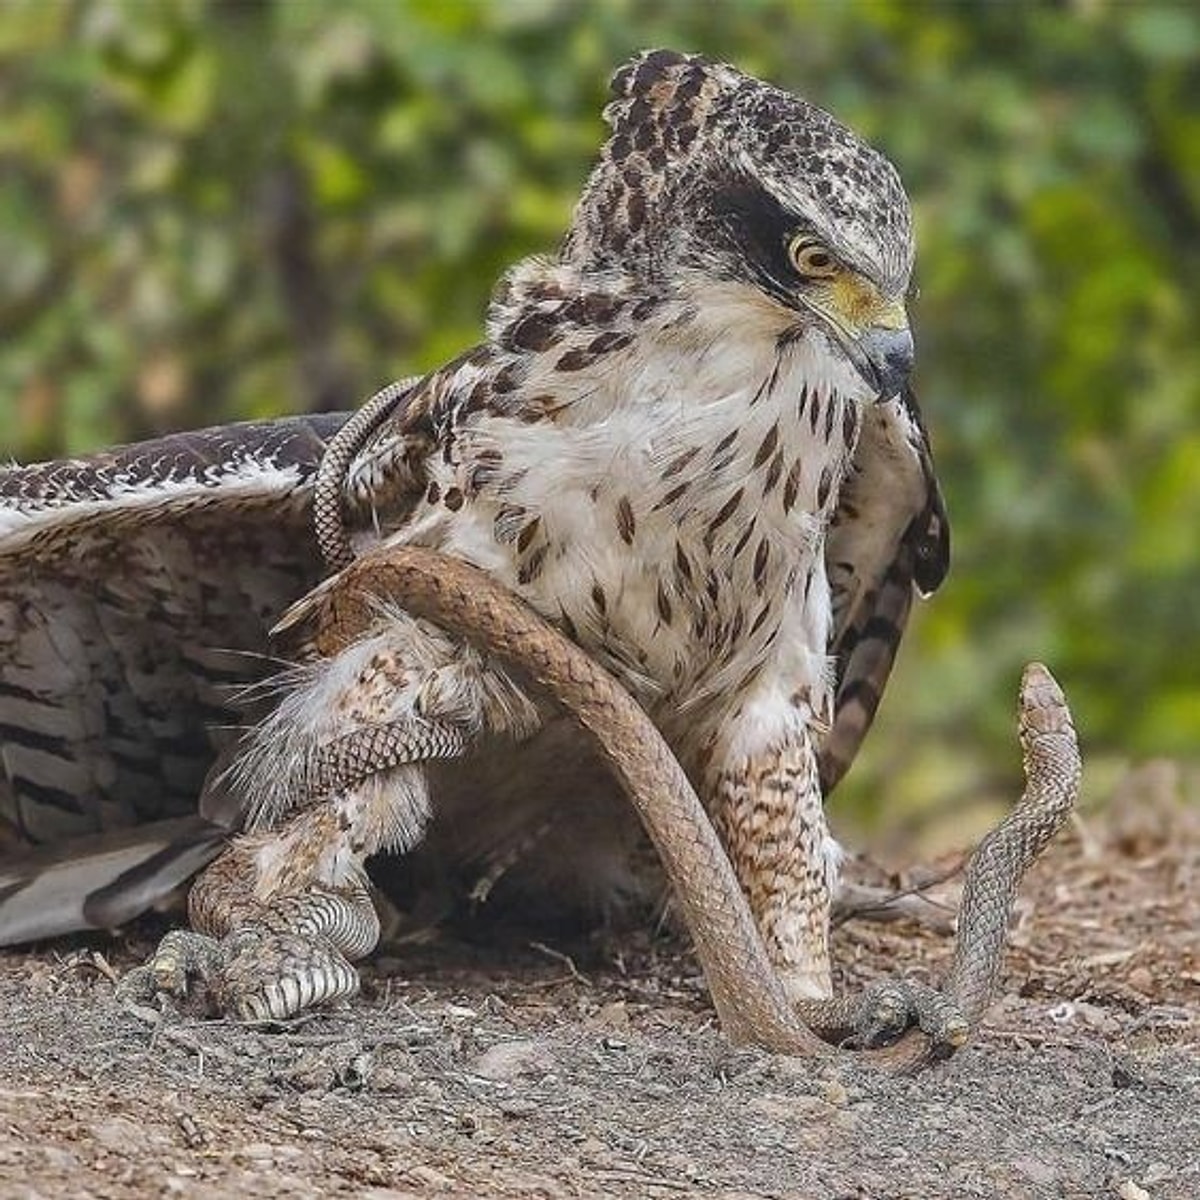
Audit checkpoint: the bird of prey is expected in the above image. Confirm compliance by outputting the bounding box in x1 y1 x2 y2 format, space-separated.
0 50 947 1018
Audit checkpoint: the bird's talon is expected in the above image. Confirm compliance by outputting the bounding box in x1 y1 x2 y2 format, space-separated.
852 981 914 1047
118 920 360 1022
940 1015 970 1049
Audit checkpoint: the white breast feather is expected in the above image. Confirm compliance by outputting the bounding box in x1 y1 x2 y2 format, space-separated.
384 304 874 744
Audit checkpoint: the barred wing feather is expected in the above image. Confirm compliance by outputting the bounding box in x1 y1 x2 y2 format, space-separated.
0 415 346 943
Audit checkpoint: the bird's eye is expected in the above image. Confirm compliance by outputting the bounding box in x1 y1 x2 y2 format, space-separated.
788 236 838 279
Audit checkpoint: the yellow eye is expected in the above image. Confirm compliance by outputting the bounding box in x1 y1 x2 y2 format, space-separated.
788 236 838 279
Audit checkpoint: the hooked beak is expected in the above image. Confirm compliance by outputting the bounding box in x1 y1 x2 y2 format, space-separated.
803 284 914 402
849 324 914 402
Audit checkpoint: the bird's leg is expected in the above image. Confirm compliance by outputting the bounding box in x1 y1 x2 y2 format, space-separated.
706 733 838 1005
703 708 966 1051
120 611 539 1020
118 834 378 1019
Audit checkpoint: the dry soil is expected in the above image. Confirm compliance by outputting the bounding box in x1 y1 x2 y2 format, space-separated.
2 796 1197 1199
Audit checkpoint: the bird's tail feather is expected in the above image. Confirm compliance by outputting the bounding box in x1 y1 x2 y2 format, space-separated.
0 816 225 946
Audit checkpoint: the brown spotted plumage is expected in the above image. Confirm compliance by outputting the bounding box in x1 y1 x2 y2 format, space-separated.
1 51 947 1023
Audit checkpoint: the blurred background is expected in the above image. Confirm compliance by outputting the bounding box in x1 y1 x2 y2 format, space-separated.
2 1 1197 845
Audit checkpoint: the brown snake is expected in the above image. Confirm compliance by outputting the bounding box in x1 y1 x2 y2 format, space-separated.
297 544 1082 1070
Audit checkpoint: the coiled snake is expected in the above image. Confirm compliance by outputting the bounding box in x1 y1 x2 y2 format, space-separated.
301 544 1082 1071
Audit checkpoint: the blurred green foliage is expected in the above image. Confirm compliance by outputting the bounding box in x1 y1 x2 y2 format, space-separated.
2 1 1198 830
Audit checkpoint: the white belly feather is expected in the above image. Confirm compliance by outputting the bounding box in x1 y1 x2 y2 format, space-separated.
394 323 869 739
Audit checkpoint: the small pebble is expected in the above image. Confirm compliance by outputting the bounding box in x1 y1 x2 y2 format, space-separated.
1117 1181 1149 1200
1127 966 1153 994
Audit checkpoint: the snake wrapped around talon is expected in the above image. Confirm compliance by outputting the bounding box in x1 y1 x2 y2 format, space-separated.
287 544 1082 1070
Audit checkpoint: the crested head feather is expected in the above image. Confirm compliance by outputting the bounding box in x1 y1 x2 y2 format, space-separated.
563 49 913 297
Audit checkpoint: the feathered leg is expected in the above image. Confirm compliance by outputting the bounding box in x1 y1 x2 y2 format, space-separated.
706 730 839 1003
703 700 968 1050
120 608 538 1019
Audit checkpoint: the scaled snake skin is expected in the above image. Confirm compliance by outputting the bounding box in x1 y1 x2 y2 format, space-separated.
297 544 1082 1071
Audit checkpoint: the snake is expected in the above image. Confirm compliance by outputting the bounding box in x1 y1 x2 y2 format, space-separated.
297 544 1082 1070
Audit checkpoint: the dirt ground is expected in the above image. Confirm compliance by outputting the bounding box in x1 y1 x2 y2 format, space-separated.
2 789 1197 1200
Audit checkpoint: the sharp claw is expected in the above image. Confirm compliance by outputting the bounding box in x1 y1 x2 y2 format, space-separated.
120 921 363 1022
938 1014 970 1049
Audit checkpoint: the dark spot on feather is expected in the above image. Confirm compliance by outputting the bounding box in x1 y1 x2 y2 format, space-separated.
783 461 804 513
675 68 704 105
518 394 569 423
626 188 646 233
824 394 837 442
631 296 660 322
704 487 744 550
493 503 526 543
634 122 657 152
662 445 700 479
464 379 491 413
526 280 567 303
426 481 441 504
556 348 596 372
842 404 858 446
759 448 784 498
728 608 746 644
753 538 770 591
588 330 633 355
467 447 505 492
517 544 548 585
508 313 562 352
616 495 637 544
808 391 822 434
656 582 673 625
710 447 737 474
731 519 756 561
817 466 834 509
753 423 779 469
493 363 521 394
710 429 738 462
565 293 625 325
444 487 464 512
674 542 694 585
627 97 652 127
516 517 541 553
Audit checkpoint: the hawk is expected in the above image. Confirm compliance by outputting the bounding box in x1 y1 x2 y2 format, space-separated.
0 50 947 1018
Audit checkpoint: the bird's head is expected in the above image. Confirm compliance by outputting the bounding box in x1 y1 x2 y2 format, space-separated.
565 49 915 402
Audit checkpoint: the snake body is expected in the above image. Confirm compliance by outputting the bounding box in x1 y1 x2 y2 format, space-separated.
295 545 1081 1067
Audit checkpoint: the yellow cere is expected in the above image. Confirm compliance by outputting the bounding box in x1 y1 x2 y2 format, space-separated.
823 274 908 332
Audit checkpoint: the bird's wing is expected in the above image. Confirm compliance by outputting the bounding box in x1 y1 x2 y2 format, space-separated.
0 414 350 943
818 389 950 794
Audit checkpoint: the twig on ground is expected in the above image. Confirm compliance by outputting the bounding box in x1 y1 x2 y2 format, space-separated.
832 865 961 932
530 940 592 986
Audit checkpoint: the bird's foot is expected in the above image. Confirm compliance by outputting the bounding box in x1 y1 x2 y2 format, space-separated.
794 979 969 1057
117 883 379 1021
